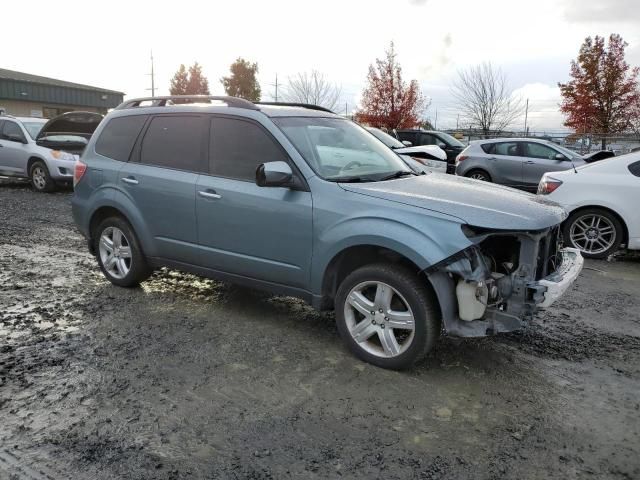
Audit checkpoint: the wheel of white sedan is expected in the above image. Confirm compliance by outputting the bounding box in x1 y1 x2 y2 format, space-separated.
335 263 440 369
563 208 624 259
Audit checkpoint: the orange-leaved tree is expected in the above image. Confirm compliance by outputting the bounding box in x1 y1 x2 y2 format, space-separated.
356 42 425 130
559 34 640 149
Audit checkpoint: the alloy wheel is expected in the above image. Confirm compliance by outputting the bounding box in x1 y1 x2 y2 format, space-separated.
344 281 415 358
98 227 132 279
32 167 47 190
569 214 616 255
469 172 487 181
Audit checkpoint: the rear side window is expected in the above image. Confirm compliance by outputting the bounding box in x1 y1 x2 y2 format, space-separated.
2 121 25 141
95 115 148 162
629 160 640 177
140 115 205 172
209 117 288 181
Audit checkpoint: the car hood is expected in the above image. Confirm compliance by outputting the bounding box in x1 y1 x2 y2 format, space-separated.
340 173 567 230
36 111 103 154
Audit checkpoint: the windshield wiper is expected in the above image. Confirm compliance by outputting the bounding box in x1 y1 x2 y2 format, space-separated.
329 176 376 183
378 170 416 181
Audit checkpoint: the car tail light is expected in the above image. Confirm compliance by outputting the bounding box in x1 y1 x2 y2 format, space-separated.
74 160 87 187
537 177 562 195
456 155 469 164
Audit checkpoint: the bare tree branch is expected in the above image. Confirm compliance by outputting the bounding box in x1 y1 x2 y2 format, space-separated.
451 63 523 136
281 70 342 111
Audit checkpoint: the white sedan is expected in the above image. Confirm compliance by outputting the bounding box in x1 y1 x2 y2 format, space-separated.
538 152 640 258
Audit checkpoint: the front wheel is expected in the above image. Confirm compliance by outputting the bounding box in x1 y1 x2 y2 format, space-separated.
30 161 56 192
563 208 623 259
465 169 492 182
335 264 441 369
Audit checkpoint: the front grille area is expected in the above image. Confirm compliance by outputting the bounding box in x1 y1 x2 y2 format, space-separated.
536 226 561 279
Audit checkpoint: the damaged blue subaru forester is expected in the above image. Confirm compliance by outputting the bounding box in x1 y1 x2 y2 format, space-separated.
71 96 583 369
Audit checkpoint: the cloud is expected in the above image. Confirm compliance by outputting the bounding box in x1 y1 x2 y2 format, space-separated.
408 0 429 5
562 0 640 24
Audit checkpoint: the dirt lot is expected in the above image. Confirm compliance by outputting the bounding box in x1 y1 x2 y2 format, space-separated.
1 180 639 479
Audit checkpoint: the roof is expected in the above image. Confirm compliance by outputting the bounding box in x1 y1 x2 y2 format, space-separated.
258 104 338 118
0 68 123 95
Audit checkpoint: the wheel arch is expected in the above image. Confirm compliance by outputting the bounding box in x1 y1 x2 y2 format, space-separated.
27 156 47 175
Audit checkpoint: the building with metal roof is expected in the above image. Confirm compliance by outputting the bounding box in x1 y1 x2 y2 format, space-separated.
0 68 124 118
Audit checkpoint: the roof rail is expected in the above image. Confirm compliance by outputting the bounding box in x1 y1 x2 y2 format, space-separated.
115 95 259 110
254 102 334 113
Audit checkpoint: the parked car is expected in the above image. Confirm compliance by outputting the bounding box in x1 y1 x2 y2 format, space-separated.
394 129 466 174
455 138 593 191
0 111 102 191
72 96 582 369
365 127 447 173
538 152 640 258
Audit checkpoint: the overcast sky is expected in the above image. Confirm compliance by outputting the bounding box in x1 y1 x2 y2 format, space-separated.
3 0 640 131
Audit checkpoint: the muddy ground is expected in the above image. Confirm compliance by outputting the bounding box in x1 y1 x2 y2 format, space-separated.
0 180 639 480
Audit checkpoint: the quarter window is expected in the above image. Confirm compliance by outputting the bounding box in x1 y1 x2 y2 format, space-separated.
525 142 560 160
95 115 148 162
209 117 288 181
140 115 205 172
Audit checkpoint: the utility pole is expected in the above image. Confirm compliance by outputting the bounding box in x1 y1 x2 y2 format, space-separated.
523 98 529 136
456 114 460 130
146 50 156 97
434 109 438 130
269 74 279 102
345 102 348 117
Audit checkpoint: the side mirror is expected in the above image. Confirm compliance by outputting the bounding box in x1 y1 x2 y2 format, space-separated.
438 142 447 150
554 153 566 161
402 140 412 147
256 161 293 188
7 133 27 144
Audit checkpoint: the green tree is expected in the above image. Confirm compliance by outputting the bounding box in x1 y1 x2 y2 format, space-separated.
187 62 210 95
169 64 189 95
221 57 261 101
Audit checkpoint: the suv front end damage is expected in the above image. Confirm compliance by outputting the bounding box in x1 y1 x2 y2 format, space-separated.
426 225 583 337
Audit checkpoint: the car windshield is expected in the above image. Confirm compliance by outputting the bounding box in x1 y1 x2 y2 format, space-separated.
273 117 412 182
22 122 45 140
437 132 465 147
366 127 406 149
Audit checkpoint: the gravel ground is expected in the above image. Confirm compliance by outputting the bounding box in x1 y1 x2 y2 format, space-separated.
1 180 639 479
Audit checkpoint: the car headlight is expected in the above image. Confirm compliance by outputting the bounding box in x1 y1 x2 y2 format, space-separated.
50 150 76 161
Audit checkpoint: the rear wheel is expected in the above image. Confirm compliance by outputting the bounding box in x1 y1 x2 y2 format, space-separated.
465 169 492 182
335 264 440 369
30 161 56 192
94 216 152 287
563 208 623 259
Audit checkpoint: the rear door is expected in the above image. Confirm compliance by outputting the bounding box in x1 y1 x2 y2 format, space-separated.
195 115 313 288
118 114 206 264
0 120 30 175
488 141 523 186
522 142 571 188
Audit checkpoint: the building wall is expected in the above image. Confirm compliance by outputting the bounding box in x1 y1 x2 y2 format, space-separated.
0 99 105 118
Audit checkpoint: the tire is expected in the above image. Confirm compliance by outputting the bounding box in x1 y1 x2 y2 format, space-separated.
30 161 56 192
335 263 441 370
465 169 492 182
563 208 623 259
93 216 152 287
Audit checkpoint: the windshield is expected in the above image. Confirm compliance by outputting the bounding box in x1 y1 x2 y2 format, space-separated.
366 127 405 149
273 117 412 181
22 122 45 140
552 143 581 159
437 132 465 148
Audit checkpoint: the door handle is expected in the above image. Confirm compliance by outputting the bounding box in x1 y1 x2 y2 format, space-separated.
198 190 222 200
524 160 535 164
487 157 496 161
121 177 139 185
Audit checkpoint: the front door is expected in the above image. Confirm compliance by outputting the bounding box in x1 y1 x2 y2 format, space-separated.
0 120 30 176
522 142 572 188
118 114 206 264
196 116 313 288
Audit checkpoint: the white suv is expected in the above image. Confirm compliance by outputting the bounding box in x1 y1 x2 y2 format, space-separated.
0 112 102 192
